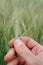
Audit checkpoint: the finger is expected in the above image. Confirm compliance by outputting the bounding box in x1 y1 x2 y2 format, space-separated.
9 37 28 47
9 37 42 49
7 58 18 65
20 37 42 49
18 57 25 64
14 39 36 65
7 57 25 65
4 48 15 62
21 37 43 56
9 38 16 47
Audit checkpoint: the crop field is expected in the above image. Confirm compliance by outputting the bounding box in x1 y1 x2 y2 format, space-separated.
0 0 43 65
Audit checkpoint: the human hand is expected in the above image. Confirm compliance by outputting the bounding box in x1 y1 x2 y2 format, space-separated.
4 37 43 65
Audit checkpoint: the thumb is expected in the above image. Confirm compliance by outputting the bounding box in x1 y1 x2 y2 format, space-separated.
14 39 37 65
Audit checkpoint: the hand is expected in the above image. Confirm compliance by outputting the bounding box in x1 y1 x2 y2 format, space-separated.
4 37 43 65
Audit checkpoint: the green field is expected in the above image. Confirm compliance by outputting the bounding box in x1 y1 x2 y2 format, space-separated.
0 0 43 65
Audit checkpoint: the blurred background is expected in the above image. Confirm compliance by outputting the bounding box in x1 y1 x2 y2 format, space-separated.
0 0 43 65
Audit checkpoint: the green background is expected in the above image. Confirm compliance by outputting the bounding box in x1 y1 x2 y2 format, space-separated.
0 0 43 65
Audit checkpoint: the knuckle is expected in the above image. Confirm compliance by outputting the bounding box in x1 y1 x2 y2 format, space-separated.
18 44 26 55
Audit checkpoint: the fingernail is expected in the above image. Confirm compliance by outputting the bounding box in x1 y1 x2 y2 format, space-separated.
14 39 23 46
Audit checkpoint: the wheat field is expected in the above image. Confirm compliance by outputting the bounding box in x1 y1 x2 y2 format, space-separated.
0 0 43 65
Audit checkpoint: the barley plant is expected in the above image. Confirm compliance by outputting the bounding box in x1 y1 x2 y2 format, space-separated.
0 0 43 65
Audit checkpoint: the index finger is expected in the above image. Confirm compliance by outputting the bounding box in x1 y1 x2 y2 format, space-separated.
9 36 42 49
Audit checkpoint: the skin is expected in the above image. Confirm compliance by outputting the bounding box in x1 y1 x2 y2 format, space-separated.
4 37 43 65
